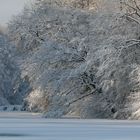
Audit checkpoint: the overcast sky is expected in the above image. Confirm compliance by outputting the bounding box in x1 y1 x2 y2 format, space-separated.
0 0 33 26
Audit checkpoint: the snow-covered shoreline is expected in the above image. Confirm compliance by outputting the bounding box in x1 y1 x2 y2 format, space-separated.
0 105 22 112
0 111 41 119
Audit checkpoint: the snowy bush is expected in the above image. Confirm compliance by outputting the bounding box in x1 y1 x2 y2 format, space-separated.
26 88 49 112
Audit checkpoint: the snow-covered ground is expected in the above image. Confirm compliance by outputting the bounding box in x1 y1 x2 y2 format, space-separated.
0 113 140 140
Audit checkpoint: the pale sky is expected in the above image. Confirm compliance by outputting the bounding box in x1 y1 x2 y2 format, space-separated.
0 0 33 26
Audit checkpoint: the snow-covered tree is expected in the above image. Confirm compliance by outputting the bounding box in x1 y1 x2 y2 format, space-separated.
121 0 140 24
0 33 16 105
0 32 31 106
8 0 140 119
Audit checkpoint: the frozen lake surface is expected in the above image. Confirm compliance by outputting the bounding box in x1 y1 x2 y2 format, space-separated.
0 112 140 140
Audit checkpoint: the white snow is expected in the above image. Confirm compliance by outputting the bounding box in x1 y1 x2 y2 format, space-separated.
0 112 140 140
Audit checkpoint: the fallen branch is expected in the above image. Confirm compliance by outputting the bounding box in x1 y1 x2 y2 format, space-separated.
124 14 140 25
68 88 100 105
126 39 140 43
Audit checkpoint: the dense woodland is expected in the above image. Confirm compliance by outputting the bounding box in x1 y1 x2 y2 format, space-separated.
0 0 140 119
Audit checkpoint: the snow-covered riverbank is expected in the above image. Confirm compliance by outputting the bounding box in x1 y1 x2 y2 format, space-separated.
0 112 41 119
0 112 140 140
